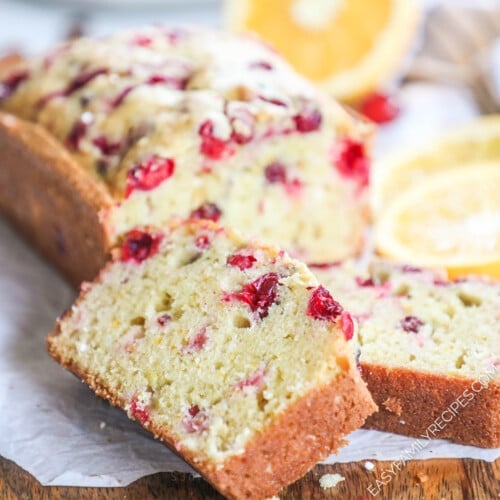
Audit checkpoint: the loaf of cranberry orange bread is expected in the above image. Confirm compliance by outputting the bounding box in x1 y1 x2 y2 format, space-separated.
0 26 372 285
312 260 500 447
47 220 376 499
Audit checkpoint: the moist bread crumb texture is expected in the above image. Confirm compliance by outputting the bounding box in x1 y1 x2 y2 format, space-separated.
47 220 376 499
313 260 500 447
0 26 371 264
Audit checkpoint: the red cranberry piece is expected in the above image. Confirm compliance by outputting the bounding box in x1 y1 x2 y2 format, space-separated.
284 177 303 196
195 234 211 250
182 405 209 434
433 279 450 287
227 273 280 319
131 34 153 47
234 366 266 391
231 125 254 144
65 68 108 96
66 112 94 149
359 92 400 124
307 262 341 270
265 162 287 184
355 277 375 287
186 327 208 352
110 85 135 108
257 95 287 107
401 264 423 273
130 396 150 424
340 311 354 341
249 61 274 70
37 68 108 108
307 285 343 322
190 202 222 222
400 315 424 334
264 162 302 194
227 253 257 271
66 120 87 149
121 229 162 263
157 314 171 326
332 138 370 188
0 69 29 100
147 74 169 85
293 108 322 133
188 404 200 417
198 120 233 160
92 135 123 155
125 156 175 198
146 74 188 90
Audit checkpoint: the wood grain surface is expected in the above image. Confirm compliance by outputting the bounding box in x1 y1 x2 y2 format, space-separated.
1 456 498 499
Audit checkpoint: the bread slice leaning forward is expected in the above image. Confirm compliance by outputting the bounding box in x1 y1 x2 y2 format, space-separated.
47 220 376 499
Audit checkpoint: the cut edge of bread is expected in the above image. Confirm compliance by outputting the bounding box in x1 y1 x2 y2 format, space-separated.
361 362 500 448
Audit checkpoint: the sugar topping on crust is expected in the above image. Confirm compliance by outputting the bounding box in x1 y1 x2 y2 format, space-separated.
0 26 362 195
0 26 371 263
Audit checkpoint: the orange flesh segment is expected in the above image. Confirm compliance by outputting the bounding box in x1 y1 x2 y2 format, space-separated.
244 0 393 80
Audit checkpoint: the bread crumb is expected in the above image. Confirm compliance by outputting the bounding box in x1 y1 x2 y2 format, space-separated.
382 396 402 416
99 421 106 430
416 472 429 483
319 473 345 489
364 461 375 471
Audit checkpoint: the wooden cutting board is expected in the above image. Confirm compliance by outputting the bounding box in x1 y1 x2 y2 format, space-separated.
1 456 498 499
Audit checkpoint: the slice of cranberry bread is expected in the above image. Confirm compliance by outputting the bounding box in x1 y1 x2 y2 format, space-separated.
312 260 500 447
47 220 376 499
0 26 371 266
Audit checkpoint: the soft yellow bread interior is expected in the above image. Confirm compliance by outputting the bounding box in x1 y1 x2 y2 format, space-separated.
313 260 500 380
107 124 365 263
50 221 358 463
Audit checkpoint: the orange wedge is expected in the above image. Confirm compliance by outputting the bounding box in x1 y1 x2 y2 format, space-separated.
224 0 419 102
372 115 500 216
375 164 500 279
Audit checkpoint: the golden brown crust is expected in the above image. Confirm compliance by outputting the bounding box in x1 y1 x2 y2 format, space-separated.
204 372 376 499
47 324 376 499
361 363 500 448
0 112 113 286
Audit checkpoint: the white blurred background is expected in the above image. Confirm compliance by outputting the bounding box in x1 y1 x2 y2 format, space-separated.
0 1 222 55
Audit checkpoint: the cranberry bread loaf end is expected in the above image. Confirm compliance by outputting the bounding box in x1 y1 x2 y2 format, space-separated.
47 220 376 499
313 260 500 448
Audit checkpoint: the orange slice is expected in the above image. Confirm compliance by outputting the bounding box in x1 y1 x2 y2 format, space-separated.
372 115 500 216
375 164 500 279
224 0 419 102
